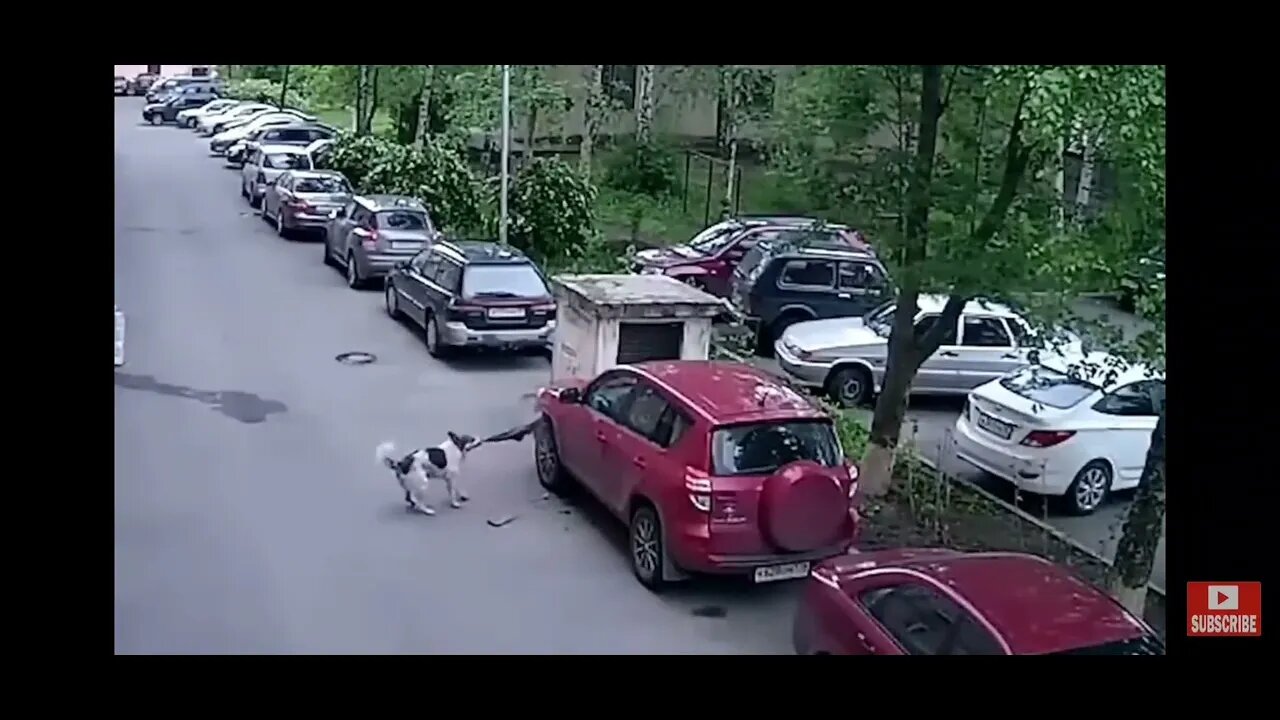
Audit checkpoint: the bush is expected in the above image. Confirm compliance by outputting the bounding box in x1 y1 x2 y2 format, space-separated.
322 133 482 234
509 158 598 264
603 139 680 198
224 79 308 110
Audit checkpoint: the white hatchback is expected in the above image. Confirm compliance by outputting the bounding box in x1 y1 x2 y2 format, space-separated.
952 352 1164 515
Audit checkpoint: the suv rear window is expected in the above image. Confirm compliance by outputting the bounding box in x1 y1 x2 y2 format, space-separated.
711 420 843 477
462 263 548 299
295 176 350 194
999 365 1099 409
262 153 310 170
375 210 431 231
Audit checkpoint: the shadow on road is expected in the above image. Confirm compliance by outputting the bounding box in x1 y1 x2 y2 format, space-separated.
114 372 287 424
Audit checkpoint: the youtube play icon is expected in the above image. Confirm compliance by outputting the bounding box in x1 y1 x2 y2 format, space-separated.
1188 581 1262 637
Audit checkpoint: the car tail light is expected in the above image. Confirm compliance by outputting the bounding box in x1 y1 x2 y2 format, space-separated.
1021 430 1076 448
358 229 379 250
288 199 312 211
532 303 557 313
845 462 860 501
685 467 711 513
446 301 484 322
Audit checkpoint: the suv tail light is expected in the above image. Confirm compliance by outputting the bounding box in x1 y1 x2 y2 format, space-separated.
685 468 711 513
532 303 557 314
1021 430 1076 448
446 301 484 322
846 462 860 502
288 198 312 212
356 228 379 250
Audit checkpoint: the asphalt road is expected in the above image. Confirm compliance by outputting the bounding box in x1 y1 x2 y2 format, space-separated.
112 98 802 654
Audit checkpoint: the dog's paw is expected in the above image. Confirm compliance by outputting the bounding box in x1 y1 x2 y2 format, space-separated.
450 500 463 509
416 505 436 516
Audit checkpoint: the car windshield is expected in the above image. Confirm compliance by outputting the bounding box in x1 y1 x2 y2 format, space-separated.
688 223 739 254
865 301 897 337
462 264 548 299
295 177 350 194
265 128 319 143
711 420 843 477
375 210 431 231
998 364 1100 409
1049 634 1164 656
262 153 310 170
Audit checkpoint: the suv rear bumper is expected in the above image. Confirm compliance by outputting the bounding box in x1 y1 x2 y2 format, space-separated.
440 320 556 349
669 509 858 575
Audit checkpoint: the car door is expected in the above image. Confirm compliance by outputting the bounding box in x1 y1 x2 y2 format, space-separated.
399 250 440 327
856 580 1006 655
912 313 963 393
774 258 841 320
346 206 375 263
327 200 357 256
425 257 463 321
1089 380 1164 488
836 259 890 316
242 150 261 191
953 315 1024 390
601 381 680 514
269 172 294 219
561 372 640 498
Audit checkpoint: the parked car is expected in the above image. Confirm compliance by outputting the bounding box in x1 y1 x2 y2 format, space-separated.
176 98 239 128
240 144 314 208
776 296 1081 407
952 351 1163 515
228 123 336 166
792 548 1163 655
385 241 556 355
533 359 860 590
728 234 890 355
142 93 219 125
211 113 308 154
260 170 353 239
218 107 314 136
633 216 871 297
307 138 336 167
323 195 441 289
129 73 158 96
114 76 128 95
197 103 276 135
146 76 207 103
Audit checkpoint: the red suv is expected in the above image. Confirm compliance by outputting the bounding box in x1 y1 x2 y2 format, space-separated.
534 360 860 591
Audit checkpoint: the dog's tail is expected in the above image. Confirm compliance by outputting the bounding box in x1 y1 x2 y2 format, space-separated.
375 441 399 470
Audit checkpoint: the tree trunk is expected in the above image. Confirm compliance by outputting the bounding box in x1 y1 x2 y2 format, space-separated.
365 66 381 134
720 66 739 217
525 104 539 170
1108 408 1166 616
279 65 290 108
413 65 435 149
354 65 367 134
579 65 604 179
635 64 656 143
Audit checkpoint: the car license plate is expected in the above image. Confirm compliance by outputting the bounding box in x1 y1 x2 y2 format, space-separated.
975 410 1014 440
487 307 526 319
114 310 126 367
391 242 421 251
753 561 810 584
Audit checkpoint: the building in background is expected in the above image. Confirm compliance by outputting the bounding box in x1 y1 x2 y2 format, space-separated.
115 65 216 79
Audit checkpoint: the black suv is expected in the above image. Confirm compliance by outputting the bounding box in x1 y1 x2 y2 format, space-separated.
384 241 557 357
142 91 219 125
729 234 891 354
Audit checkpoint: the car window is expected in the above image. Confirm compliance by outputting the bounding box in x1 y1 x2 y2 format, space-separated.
711 420 842 476
914 314 958 345
351 207 373 228
411 251 438 278
838 261 886 290
1006 317 1032 346
276 173 292 191
462 264 548 299
687 223 739 255
623 384 671 442
294 176 350 194
433 261 462 293
651 406 692 449
961 316 1013 347
376 210 432 232
860 584 1002 656
1000 365 1100 410
1092 380 1165 417
585 374 639 422
778 259 836 289
262 152 310 170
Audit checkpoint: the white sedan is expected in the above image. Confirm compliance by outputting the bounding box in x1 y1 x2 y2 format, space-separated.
196 103 276 135
952 351 1163 515
176 98 239 128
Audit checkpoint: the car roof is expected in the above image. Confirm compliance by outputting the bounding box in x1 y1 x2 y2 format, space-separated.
631 360 828 425
258 144 309 154
821 550 1153 654
1035 350 1162 389
435 240 531 265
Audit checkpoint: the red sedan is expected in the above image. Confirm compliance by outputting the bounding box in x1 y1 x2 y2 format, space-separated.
793 548 1164 655
534 360 860 591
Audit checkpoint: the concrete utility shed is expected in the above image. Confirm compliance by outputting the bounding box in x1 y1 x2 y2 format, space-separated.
550 274 727 383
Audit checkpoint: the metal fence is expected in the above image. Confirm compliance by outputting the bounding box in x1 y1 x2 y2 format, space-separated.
681 150 743 225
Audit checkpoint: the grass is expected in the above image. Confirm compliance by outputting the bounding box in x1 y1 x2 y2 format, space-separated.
312 106 397 136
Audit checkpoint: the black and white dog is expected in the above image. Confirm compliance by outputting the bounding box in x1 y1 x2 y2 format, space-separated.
375 431 478 516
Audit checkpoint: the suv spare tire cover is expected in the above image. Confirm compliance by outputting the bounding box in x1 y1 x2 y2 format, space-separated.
759 459 848 552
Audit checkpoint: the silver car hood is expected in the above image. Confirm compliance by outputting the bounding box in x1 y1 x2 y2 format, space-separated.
784 316 885 353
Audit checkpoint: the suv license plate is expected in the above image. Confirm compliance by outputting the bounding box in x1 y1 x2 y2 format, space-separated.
488 307 526 319
753 561 810 584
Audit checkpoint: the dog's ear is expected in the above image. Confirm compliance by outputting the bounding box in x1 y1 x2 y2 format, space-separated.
447 431 468 450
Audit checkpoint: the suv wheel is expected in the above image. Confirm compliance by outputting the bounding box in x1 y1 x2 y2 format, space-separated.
425 313 449 357
629 504 669 592
276 211 288 238
534 416 573 495
150 114 163 126
384 282 400 319
828 366 872 408
345 253 363 289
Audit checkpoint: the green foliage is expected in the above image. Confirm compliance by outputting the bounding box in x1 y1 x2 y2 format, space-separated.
604 139 680 197
509 158 598 264
829 405 871 461
224 78 307 109
323 133 483 234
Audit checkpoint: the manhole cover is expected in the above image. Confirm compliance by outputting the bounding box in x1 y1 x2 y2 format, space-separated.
335 351 377 365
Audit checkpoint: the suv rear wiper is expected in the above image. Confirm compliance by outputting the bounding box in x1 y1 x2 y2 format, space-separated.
472 291 520 298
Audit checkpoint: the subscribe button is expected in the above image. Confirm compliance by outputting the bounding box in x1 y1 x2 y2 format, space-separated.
1187 582 1262 637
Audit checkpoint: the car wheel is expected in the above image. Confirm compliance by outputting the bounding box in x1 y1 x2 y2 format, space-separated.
384 282 400 319
1065 461 1112 515
249 191 262 210
345 253 363 289
150 114 163 126
322 239 337 268
187 118 197 128
629 503 669 592
534 416 574 495
425 313 449 358
276 211 288 238
828 365 872 408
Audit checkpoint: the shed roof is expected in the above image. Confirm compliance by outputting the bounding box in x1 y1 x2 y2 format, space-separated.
552 274 726 320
